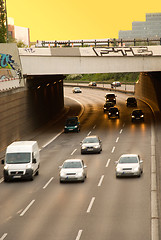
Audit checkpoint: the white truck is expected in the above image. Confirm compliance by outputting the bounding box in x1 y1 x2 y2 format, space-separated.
1 141 40 182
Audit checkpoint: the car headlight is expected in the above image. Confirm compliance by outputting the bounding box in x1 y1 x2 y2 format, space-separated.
94 145 99 148
134 167 139 171
60 171 66 177
81 146 86 149
77 171 83 177
116 167 121 171
116 112 119 114
4 165 8 170
26 163 32 169
141 115 144 118
132 115 135 118
65 126 67 128
109 112 111 115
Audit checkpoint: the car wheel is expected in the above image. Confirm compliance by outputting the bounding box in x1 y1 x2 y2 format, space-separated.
4 177 9 182
30 176 34 181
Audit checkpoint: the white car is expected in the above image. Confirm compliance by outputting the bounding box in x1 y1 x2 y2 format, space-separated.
72 87 82 93
59 159 87 183
115 154 143 178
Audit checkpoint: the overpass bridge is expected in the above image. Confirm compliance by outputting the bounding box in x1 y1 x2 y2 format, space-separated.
19 46 161 76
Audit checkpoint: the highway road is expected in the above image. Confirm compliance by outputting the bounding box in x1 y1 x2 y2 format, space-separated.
0 86 155 240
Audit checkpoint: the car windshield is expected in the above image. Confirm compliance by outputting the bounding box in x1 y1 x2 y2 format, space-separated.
83 137 98 143
106 94 115 98
133 110 142 115
105 102 112 106
66 120 77 126
63 161 82 168
6 152 31 164
110 108 118 113
128 98 136 102
119 156 138 163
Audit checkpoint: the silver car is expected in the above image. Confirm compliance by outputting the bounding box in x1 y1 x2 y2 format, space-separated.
59 159 87 183
72 87 82 93
115 154 143 177
81 135 102 154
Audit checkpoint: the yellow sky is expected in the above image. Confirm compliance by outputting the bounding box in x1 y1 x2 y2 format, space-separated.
7 0 161 42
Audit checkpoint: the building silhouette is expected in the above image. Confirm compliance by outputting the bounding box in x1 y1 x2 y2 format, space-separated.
119 13 161 39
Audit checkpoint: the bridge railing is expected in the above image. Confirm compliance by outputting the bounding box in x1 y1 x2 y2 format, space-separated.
36 38 161 48
0 77 21 91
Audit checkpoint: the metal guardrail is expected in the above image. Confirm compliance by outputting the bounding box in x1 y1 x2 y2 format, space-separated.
36 38 161 48
64 83 134 95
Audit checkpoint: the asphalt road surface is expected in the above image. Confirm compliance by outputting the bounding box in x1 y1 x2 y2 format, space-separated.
0 87 155 240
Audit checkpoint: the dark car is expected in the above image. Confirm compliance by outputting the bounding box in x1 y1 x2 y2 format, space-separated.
131 109 144 122
108 107 120 119
103 101 114 112
105 93 116 104
89 82 97 86
111 81 121 88
126 97 137 107
64 116 80 133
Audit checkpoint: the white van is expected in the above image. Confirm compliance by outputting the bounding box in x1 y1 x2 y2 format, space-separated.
1 141 40 182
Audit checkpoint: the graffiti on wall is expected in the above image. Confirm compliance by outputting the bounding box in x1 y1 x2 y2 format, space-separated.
92 47 153 57
0 53 21 80
0 53 16 69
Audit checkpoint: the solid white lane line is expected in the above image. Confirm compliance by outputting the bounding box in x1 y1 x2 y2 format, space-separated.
116 137 119 143
20 200 35 217
75 230 83 240
0 178 4 183
98 175 104 187
65 96 84 118
87 197 95 213
43 177 54 189
42 131 63 149
106 159 111 168
151 122 159 240
87 131 91 136
71 149 77 155
112 146 115 153
93 125 96 129
0 233 7 240
119 129 123 134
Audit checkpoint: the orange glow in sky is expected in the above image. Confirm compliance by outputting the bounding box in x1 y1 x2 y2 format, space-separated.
7 0 161 42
